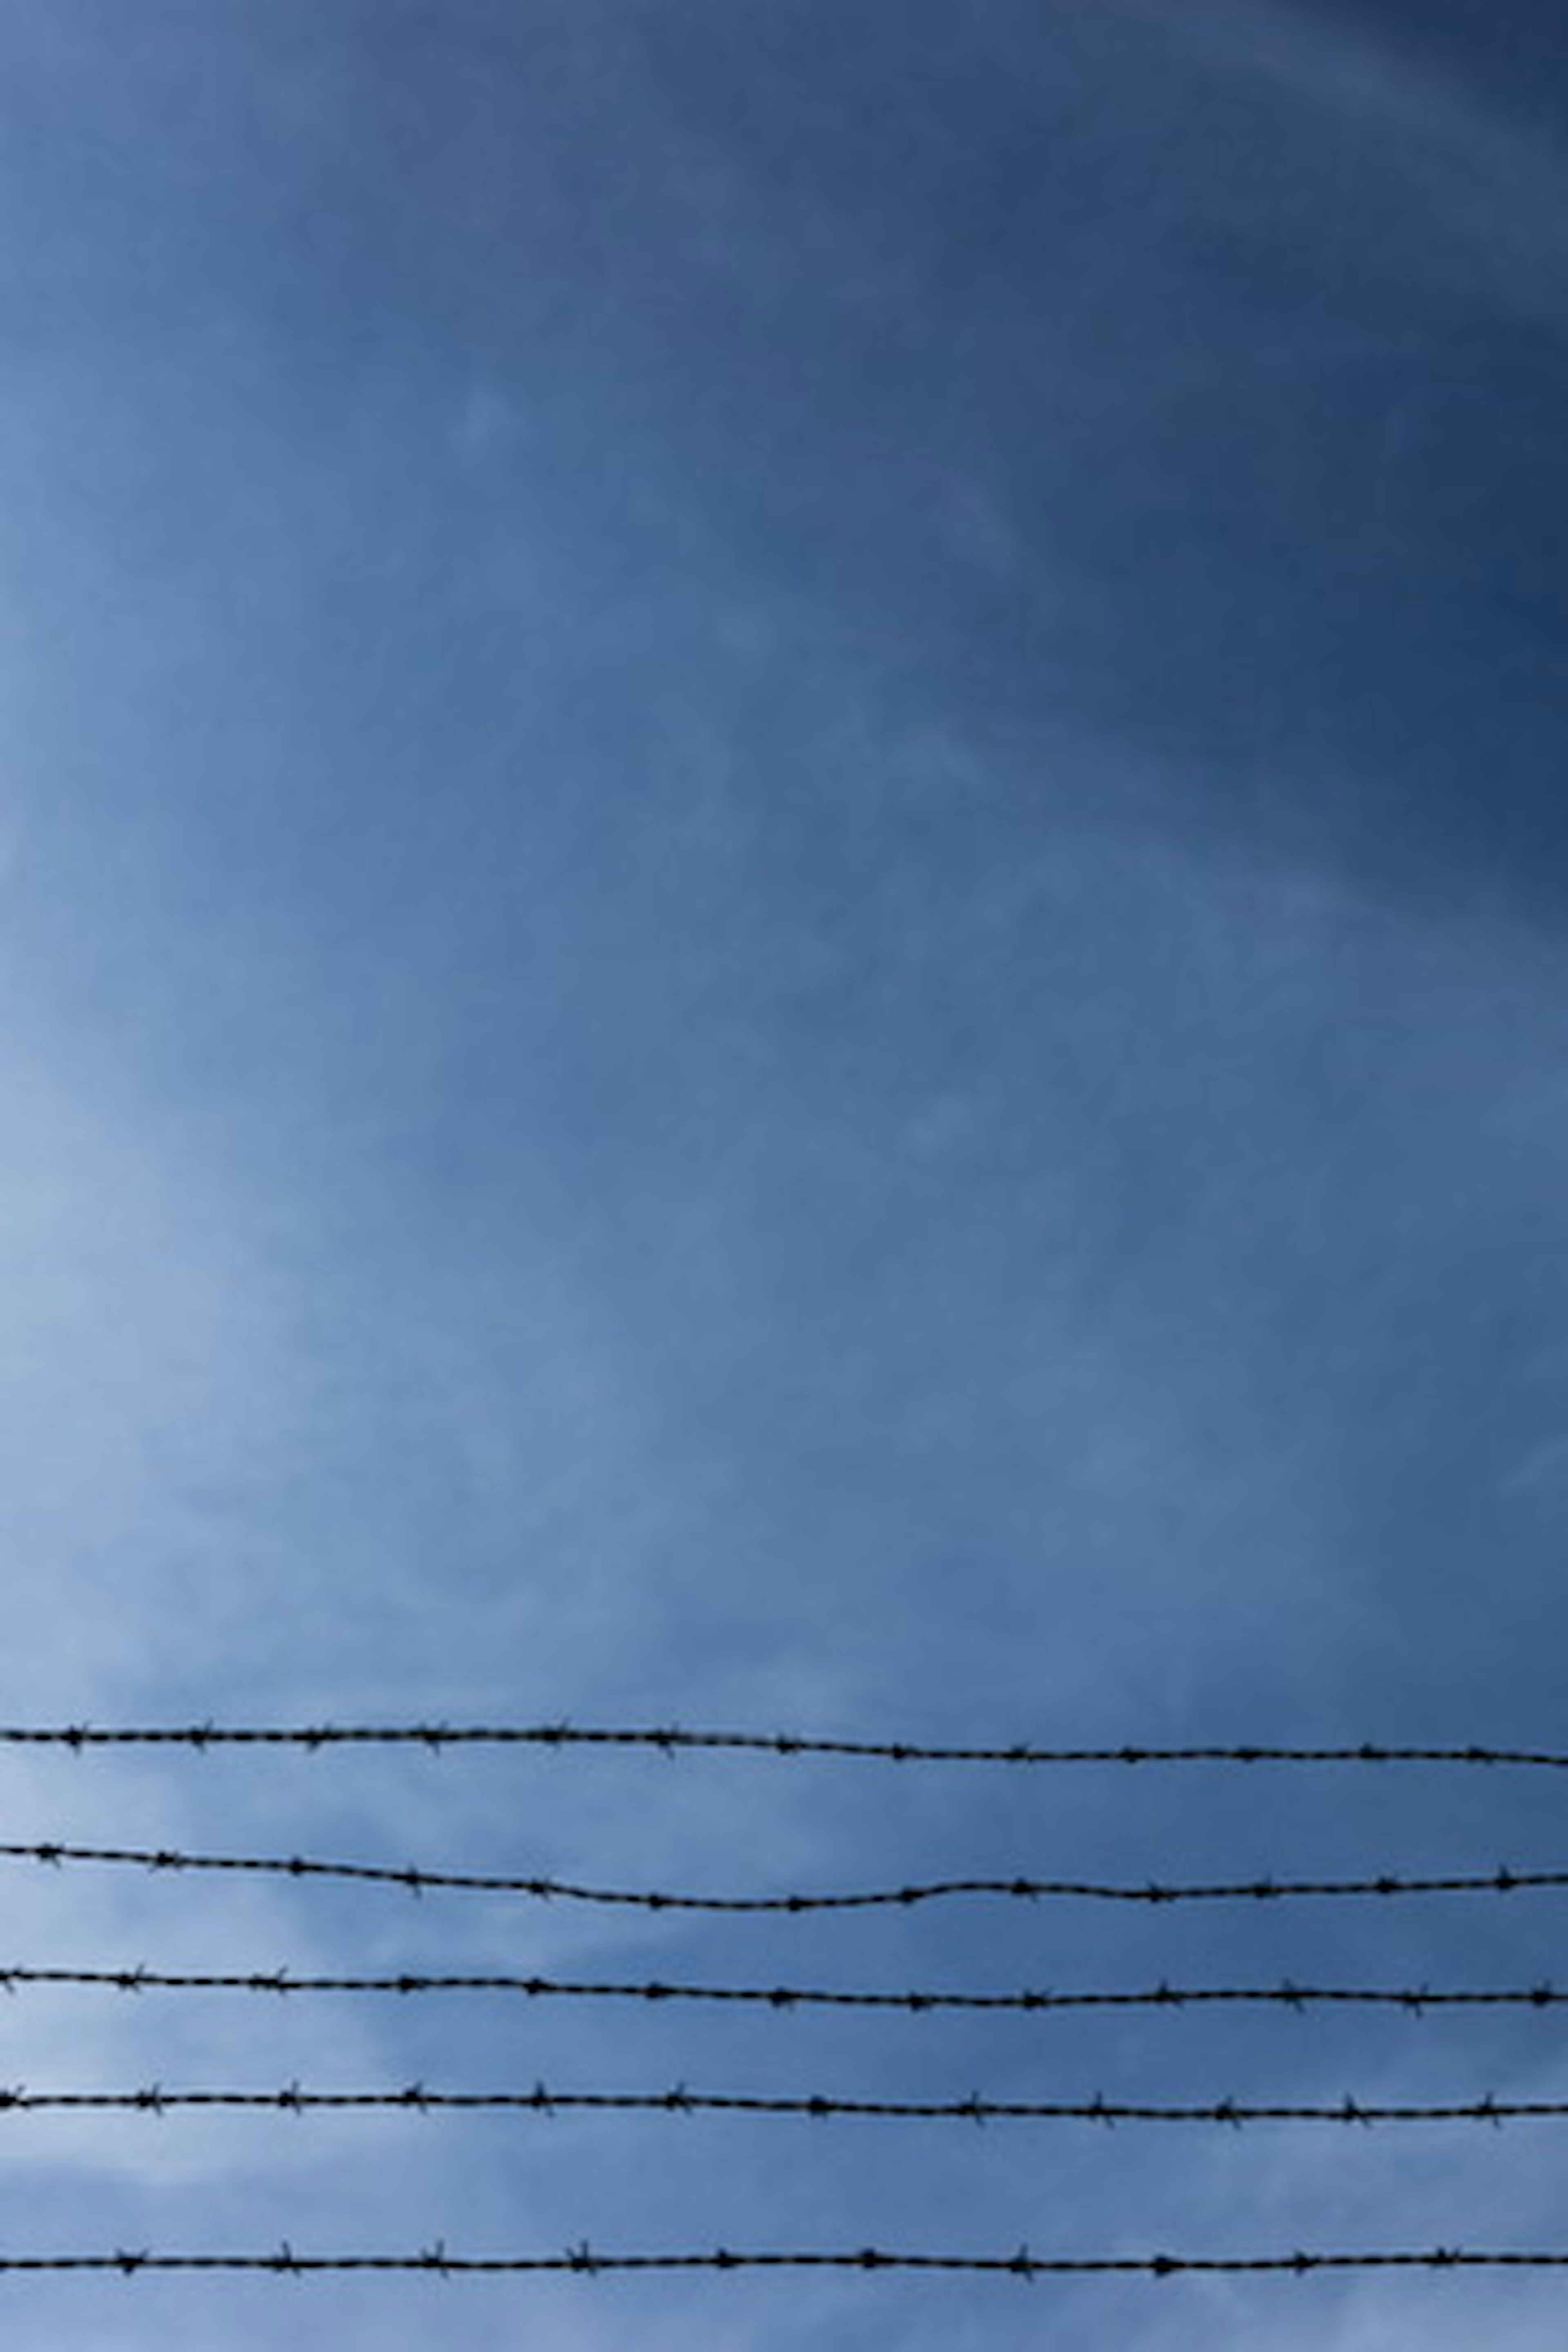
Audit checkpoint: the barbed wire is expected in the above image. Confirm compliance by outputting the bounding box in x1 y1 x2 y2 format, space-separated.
5 1723 1566 1768
4 1838 1565 1910
2 2081 1566 2126
3 2241 1567 2276
5 1962 1568 2017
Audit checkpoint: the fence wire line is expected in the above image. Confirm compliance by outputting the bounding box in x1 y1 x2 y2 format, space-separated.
7 1724 1568 1768
5 1840 1566 1911
5 2242 1568 2277
3 2082 1567 2127
7 1964 1568 2018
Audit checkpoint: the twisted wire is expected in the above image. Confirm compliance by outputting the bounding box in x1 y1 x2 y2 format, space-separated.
4 1963 1566 2017
1 2082 1566 2126
6 1724 1566 1768
4 1840 1565 1910
4 2242 1567 2276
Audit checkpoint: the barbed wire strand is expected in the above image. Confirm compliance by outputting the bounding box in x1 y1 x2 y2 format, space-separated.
0 2082 1565 2127
4 1840 1564 1910
7 1724 1568 1768
5 1964 1567 2017
4 2242 1567 2276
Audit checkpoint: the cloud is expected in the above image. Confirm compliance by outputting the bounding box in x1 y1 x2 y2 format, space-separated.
1171 0 1568 327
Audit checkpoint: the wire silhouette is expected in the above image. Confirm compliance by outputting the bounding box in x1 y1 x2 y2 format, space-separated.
4 1963 1567 2016
6 2242 1568 2276
7 1723 1568 1768
1 2081 1564 2127
4 1839 1565 1910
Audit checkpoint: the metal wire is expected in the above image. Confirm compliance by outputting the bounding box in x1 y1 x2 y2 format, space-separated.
4 2242 1567 2276
5 1724 1566 1768
4 1840 1564 1910
4 1963 1566 2017
0 2082 1565 2126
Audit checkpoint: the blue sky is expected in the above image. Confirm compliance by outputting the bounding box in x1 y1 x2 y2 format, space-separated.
3 0 1568 2342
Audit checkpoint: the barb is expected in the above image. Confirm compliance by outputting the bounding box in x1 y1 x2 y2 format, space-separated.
7 1724 1568 1768
0 2082 1561 2126
4 1964 1566 2018
2 2242 1567 2276
2 1841 1564 1911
